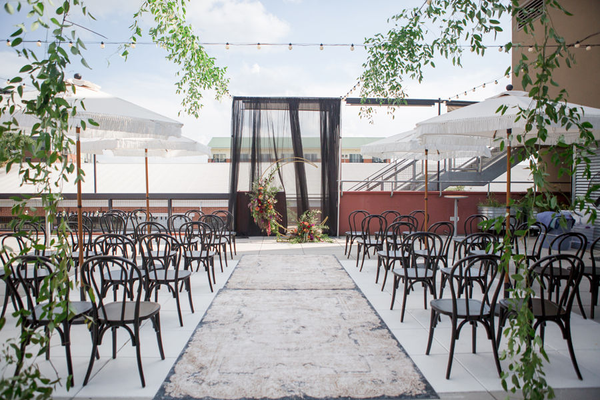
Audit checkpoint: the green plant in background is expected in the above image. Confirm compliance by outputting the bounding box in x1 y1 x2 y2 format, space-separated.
360 1 595 398
0 1 229 398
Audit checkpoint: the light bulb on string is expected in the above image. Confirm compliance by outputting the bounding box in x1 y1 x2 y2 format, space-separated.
528 46 534 53
288 43 292 50
586 45 592 51
499 46 503 52
257 43 261 50
100 41 105 49
225 42 230 50
574 42 581 48
350 44 355 51
131 42 136 49
69 41 73 47
319 43 324 50
495 80 498 84
472 87 476 92
36 40 41 47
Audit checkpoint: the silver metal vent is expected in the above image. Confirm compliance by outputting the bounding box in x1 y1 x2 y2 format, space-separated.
517 0 545 30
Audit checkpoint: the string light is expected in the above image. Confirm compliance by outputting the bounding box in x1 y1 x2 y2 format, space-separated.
100 41 105 49
586 45 592 51
225 42 230 50
68 41 73 47
36 40 41 47
495 80 499 84
131 42 136 49
288 43 292 50
574 42 581 48
528 46 534 52
498 46 503 52
6 39 10 46
257 42 261 50
350 44 354 51
319 43 324 50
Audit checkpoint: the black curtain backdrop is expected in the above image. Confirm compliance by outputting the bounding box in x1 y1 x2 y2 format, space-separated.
228 97 341 236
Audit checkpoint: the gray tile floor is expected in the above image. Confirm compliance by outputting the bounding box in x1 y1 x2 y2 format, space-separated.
1 236 599 400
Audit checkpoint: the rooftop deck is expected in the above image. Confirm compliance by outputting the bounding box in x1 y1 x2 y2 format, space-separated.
1 237 600 400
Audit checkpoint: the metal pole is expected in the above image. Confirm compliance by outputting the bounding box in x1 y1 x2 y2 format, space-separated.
145 149 151 234
504 128 512 297
424 149 429 229
76 127 84 293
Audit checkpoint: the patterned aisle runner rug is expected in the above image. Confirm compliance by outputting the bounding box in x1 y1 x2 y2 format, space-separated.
155 255 437 400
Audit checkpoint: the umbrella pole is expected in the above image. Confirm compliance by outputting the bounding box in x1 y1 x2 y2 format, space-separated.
76 127 85 297
145 149 151 234
504 129 512 297
424 149 429 230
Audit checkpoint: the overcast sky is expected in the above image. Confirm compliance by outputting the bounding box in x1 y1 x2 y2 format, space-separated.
0 0 512 154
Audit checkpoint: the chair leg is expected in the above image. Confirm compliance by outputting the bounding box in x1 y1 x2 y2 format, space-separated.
564 319 583 380
390 275 399 310
174 285 184 327
355 243 361 268
575 287 587 319
83 323 100 386
153 314 166 360
186 278 195 314
134 324 146 388
446 318 458 379
425 310 437 355
62 321 75 387
206 265 214 292
401 279 409 322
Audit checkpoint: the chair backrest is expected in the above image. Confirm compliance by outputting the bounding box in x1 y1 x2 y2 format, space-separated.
455 232 498 260
200 214 226 236
591 236 600 277
409 210 427 231
184 209 205 220
13 221 47 255
384 221 415 253
549 232 588 258
93 233 137 262
66 221 93 255
135 221 167 240
82 255 145 321
528 254 584 314
428 221 455 258
348 210 369 233
138 233 181 272
5 255 56 323
127 209 153 234
212 210 234 231
100 212 127 236
464 214 488 235
381 210 401 227
394 214 419 229
0 233 25 267
179 221 215 254
67 213 94 232
360 214 387 242
402 232 444 276
514 222 547 262
448 254 504 316
167 214 191 236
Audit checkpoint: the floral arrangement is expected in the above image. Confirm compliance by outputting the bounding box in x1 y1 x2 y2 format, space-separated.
248 169 282 236
286 210 332 243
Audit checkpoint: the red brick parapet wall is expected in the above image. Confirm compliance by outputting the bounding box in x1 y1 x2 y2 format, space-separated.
338 191 528 236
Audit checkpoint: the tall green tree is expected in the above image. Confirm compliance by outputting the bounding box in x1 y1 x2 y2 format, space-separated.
0 1 228 398
360 1 596 399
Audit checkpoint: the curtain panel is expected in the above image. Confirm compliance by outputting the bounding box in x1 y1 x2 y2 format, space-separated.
228 97 341 236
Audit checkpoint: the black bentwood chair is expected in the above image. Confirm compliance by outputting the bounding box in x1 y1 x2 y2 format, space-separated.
426 254 504 379
6 255 93 387
139 233 194 327
376 221 415 291
496 254 584 380
82 255 164 387
584 236 600 319
390 232 443 322
345 210 369 258
355 214 387 270
179 221 217 292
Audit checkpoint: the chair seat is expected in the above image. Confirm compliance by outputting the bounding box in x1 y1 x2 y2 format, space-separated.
104 269 146 281
99 301 161 323
431 298 490 317
377 250 408 259
147 269 192 281
440 266 487 279
183 250 215 259
392 268 435 279
30 300 93 322
499 297 566 318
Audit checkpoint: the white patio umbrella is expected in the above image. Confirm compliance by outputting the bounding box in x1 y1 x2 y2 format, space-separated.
2 78 184 269
361 129 492 228
415 89 600 295
80 136 211 221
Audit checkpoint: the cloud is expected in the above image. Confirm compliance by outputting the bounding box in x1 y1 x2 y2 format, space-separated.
187 0 291 42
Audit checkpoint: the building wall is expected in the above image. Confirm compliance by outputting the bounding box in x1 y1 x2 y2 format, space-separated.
512 0 600 107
